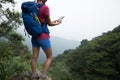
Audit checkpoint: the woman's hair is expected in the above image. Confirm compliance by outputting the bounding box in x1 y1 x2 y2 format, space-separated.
37 0 41 2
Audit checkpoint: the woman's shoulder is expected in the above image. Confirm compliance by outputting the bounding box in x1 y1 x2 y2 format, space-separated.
41 5 49 9
39 5 49 12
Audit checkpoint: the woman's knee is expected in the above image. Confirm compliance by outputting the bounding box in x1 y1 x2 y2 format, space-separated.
32 55 38 61
44 48 52 58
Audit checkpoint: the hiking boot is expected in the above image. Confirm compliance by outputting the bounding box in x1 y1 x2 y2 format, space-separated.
44 76 51 80
31 73 38 80
36 70 42 78
39 72 51 80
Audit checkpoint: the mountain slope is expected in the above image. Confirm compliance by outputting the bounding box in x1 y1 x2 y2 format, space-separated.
49 25 120 80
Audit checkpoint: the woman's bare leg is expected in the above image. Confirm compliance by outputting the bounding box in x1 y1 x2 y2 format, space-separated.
31 47 40 73
43 47 52 74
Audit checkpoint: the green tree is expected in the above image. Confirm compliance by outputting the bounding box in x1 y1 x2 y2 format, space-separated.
49 51 73 80
49 25 120 80
0 0 31 80
0 0 22 40
0 42 31 80
67 25 120 80
50 26 120 80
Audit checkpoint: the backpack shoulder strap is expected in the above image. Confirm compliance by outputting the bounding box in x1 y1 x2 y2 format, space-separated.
37 3 44 8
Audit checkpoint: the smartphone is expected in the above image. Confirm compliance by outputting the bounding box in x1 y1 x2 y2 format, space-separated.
58 16 64 22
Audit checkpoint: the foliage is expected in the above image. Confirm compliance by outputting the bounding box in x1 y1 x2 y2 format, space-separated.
66 25 120 80
0 0 22 38
0 0 31 80
0 42 31 80
49 50 73 80
50 25 120 80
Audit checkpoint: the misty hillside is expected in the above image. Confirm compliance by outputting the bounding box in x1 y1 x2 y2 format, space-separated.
50 36 79 56
49 25 120 80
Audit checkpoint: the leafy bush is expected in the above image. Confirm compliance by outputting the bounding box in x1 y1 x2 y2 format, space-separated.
0 42 31 80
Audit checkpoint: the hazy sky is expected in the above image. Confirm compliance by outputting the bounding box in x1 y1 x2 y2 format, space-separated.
16 0 120 41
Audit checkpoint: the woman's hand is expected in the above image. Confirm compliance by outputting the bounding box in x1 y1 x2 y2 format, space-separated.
46 17 62 26
53 20 61 25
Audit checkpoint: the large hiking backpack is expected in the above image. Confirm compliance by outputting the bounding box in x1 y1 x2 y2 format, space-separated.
21 1 49 37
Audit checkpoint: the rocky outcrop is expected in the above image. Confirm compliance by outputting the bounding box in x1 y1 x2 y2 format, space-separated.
11 72 33 80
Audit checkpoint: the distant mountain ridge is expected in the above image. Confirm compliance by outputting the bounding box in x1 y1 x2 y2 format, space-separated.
50 36 80 56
